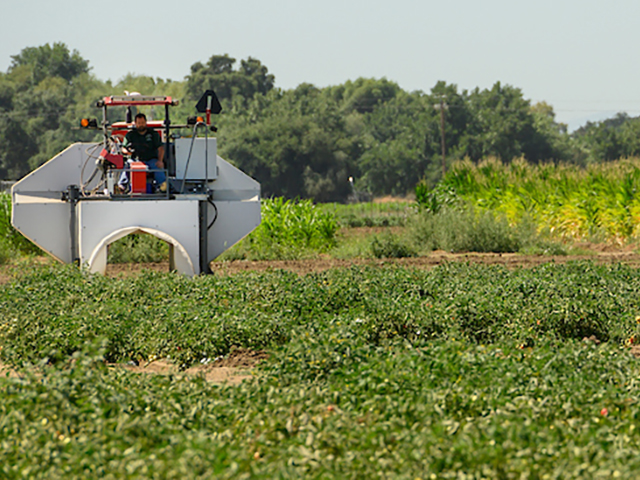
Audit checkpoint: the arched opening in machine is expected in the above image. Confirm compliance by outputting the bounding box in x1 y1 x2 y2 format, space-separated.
89 227 195 276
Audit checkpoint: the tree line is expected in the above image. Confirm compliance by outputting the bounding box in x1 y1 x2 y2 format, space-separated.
0 42 636 201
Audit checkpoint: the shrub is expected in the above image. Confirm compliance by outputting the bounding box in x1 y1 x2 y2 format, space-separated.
410 207 519 253
370 233 417 258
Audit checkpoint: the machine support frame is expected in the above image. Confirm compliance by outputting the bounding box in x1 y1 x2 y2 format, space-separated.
67 184 80 265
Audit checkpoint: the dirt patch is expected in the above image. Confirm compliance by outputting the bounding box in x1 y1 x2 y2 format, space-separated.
7 247 640 281
373 195 414 203
213 348 269 368
111 348 268 384
113 360 251 384
0 349 267 384
0 362 21 379
107 262 171 277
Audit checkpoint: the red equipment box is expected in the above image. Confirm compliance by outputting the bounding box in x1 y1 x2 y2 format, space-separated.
130 161 148 194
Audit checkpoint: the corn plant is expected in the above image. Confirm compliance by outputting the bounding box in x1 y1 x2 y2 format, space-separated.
417 158 640 242
224 197 339 260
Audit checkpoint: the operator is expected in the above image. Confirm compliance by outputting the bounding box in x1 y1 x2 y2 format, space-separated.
121 113 167 192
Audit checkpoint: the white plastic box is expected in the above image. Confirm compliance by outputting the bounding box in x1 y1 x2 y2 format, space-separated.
174 137 217 181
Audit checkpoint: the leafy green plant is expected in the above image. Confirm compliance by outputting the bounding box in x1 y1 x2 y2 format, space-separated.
222 197 338 260
415 182 461 214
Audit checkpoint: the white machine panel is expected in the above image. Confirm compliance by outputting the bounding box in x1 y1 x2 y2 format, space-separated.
207 199 261 260
174 138 217 181
12 196 72 263
77 200 201 274
13 143 102 193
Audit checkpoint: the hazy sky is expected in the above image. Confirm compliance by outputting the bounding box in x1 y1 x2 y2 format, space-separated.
3 0 640 130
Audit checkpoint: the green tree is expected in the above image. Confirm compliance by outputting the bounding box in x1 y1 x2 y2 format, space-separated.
327 77 401 114
185 54 274 103
220 86 353 201
0 43 95 176
0 117 38 179
572 113 640 163
357 91 431 195
8 42 89 87
465 82 539 161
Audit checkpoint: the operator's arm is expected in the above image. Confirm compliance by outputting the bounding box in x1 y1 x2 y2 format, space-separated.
157 145 165 168
122 133 133 156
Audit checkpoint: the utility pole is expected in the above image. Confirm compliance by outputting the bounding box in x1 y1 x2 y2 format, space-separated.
433 98 448 177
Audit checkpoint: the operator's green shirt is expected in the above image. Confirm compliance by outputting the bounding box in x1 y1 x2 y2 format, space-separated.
123 128 162 162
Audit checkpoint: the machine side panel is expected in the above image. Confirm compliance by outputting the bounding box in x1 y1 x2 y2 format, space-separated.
77 200 201 272
12 143 101 194
11 200 72 263
209 156 259 200
207 199 261 260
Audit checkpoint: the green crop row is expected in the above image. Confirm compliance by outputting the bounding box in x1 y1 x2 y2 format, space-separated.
3 338 640 478
2 262 640 477
1 261 639 368
416 158 640 242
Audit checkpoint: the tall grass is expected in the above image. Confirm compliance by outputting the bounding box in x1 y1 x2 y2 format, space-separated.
417 158 640 242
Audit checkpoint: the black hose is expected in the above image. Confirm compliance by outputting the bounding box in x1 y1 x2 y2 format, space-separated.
180 121 210 194
207 197 218 229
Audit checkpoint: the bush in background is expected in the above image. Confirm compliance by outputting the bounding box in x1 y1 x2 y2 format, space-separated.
370 233 417 258
409 206 566 255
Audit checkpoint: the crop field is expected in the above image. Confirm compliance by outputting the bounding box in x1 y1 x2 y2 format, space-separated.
2 262 640 478
3 177 640 477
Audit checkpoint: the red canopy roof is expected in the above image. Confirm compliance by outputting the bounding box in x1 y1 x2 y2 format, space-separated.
100 95 177 107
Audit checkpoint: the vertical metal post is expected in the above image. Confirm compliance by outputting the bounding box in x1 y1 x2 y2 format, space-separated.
168 244 176 272
67 185 80 266
198 200 211 274
102 105 109 146
164 103 172 178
